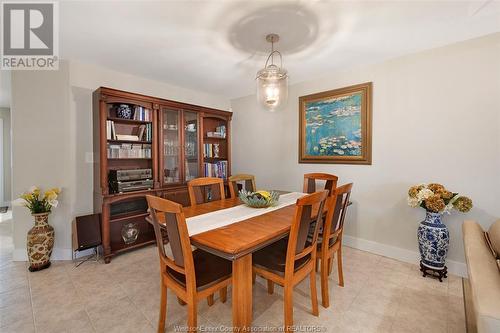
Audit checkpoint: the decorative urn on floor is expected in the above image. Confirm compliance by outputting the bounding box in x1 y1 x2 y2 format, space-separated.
19 187 61 272
407 183 472 281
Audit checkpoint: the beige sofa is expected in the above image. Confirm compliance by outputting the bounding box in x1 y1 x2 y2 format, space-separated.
463 220 500 333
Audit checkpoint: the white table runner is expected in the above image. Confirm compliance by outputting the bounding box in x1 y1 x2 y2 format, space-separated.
186 192 306 236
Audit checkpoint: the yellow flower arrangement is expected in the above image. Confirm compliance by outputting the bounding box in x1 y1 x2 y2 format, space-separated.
407 183 472 214
19 186 61 214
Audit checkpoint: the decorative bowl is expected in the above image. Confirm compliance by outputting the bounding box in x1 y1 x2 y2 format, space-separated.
239 190 280 208
115 104 133 119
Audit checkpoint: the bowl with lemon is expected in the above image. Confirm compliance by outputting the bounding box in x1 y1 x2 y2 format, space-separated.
238 190 280 208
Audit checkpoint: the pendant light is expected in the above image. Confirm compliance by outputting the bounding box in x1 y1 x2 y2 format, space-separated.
256 34 288 112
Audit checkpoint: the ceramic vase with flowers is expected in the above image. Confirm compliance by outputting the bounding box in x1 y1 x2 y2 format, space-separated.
19 187 61 272
407 183 472 275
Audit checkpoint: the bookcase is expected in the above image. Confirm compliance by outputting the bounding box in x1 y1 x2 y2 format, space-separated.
93 87 232 263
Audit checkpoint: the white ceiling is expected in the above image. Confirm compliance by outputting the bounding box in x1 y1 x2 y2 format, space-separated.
58 1 499 99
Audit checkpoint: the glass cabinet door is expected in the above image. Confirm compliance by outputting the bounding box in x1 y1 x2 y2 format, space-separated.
162 108 181 184
184 111 199 181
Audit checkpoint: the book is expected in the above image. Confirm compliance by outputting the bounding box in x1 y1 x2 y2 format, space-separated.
116 134 139 141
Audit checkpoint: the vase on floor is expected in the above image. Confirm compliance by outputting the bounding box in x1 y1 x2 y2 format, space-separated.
27 212 55 272
417 211 449 270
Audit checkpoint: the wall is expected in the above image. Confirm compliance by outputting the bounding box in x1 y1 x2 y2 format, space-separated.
11 60 230 260
230 33 500 276
0 108 11 204
11 63 72 259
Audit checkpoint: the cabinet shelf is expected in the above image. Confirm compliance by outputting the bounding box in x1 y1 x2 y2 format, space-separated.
108 139 152 144
110 212 149 223
108 157 152 160
107 117 152 125
94 87 232 263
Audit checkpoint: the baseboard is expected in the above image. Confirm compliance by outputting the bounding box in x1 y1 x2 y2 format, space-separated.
13 247 74 261
342 235 468 278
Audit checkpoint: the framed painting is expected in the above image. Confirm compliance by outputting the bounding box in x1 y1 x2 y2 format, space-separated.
299 82 372 164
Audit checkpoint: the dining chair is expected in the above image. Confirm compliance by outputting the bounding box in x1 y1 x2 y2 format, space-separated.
303 173 338 196
146 195 232 333
252 190 329 331
315 183 353 308
228 174 256 199
187 177 225 206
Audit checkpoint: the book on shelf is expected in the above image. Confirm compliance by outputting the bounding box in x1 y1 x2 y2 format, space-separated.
136 124 152 141
203 143 221 158
133 106 152 121
106 120 117 140
116 134 139 141
203 160 227 179
107 143 152 159
206 125 227 138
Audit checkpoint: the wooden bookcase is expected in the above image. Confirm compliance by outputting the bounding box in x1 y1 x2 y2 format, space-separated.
93 87 232 263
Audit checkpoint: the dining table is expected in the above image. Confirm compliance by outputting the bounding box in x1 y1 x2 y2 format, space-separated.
159 191 306 331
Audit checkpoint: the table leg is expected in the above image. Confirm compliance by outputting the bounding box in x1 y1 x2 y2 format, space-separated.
232 254 252 331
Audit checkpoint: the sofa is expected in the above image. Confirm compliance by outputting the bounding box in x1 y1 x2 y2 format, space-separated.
462 219 500 333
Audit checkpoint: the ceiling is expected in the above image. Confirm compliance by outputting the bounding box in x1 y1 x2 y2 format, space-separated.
57 1 499 99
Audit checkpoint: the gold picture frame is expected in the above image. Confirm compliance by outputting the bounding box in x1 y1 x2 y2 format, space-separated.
299 82 372 164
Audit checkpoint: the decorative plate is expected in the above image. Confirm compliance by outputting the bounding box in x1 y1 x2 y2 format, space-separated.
239 190 280 208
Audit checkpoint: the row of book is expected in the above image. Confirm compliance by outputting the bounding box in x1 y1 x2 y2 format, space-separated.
133 106 152 121
106 121 152 142
206 125 227 138
203 160 228 179
203 143 220 158
107 143 152 159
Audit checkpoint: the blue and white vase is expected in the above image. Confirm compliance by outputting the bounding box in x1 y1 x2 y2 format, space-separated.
417 211 449 270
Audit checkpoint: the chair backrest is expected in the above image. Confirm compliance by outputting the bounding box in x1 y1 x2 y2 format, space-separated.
303 173 338 196
228 174 256 199
322 183 353 243
285 190 328 276
146 195 196 289
187 177 225 206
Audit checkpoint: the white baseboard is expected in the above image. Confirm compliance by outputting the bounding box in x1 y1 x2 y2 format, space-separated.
13 247 74 261
343 235 468 278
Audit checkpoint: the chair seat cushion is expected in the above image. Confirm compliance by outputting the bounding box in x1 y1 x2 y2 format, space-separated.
253 238 311 276
167 249 231 291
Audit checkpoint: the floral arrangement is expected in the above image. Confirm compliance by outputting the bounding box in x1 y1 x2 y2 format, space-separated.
239 190 280 208
19 186 61 214
407 183 472 214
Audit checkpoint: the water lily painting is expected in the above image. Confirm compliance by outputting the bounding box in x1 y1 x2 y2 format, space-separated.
299 82 372 164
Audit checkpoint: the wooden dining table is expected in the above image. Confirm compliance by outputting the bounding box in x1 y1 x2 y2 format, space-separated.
178 195 300 331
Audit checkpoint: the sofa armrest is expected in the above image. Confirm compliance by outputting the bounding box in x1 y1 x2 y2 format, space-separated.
463 220 500 333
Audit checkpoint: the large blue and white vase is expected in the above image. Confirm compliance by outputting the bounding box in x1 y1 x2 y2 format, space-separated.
417 211 449 270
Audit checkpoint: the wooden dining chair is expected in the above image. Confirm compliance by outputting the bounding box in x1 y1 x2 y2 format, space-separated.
146 195 232 333
315 183 353 308
228 174 256 199
252 190 329 331
187 177 225 206
303 173 338 196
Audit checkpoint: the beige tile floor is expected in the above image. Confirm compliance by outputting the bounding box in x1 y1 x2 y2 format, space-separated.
0 214 466 333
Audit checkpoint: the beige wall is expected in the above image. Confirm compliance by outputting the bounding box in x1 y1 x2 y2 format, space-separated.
230 33 500 274
11 63 72 258
11 60 230 260
0 107 11 204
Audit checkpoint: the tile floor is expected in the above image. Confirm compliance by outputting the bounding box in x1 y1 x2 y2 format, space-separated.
0 213 466 333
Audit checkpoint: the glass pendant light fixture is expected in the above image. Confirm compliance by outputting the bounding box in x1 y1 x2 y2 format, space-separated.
256 34 288 112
